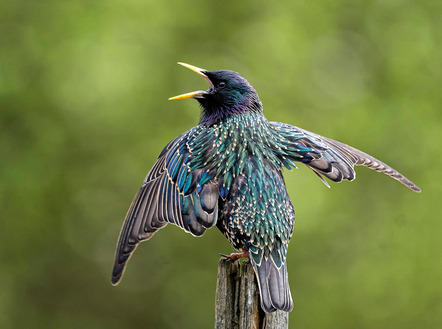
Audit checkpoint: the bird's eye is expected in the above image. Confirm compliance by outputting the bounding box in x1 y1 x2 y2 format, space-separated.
218 81 226 89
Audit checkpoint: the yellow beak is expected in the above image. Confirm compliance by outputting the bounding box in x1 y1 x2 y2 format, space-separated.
168 62 212 100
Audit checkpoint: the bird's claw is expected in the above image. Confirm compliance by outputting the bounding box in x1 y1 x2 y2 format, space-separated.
220 248 248 261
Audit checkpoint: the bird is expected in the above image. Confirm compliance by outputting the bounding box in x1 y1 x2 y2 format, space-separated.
111 62 421 313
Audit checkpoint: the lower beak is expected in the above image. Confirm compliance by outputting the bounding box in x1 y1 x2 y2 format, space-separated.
168 62 212 100
168 90 205 100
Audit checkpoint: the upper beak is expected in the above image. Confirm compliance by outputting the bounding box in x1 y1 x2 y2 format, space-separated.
168 62 212 100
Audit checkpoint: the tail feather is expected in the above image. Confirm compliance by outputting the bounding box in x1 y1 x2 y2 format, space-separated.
250 257 293 313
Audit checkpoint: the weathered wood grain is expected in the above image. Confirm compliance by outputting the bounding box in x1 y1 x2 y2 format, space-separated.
215 259 289 329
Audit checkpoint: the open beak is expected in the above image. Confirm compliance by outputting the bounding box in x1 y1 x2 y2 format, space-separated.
168 62 212 100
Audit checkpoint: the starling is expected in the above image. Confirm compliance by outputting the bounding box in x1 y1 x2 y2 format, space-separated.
111 63 421 313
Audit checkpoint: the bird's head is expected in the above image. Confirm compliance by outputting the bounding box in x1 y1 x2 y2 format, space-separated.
169 63 262 125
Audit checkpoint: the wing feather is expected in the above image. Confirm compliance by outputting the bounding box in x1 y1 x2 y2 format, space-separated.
271 122 421 192
112 129 220 285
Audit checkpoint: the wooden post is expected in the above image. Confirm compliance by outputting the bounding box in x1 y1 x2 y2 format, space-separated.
215 259 289 329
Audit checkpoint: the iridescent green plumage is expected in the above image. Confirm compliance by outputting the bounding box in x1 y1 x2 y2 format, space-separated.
112 63 420 313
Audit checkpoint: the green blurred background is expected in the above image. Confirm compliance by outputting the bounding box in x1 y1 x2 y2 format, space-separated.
1 0 441 328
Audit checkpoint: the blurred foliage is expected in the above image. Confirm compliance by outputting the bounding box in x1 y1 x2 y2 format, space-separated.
1 0 441 328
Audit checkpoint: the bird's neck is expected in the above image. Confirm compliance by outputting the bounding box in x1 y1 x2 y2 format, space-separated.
199 99 263 126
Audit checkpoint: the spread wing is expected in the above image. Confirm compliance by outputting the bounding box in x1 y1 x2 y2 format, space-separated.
271 122 421 192
112 128 220 285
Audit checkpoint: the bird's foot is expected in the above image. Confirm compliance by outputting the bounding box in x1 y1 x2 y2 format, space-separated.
220 248 248 261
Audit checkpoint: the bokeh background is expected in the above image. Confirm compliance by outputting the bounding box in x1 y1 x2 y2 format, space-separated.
1 0 441 328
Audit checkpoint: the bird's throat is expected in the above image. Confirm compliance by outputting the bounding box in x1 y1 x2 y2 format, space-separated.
199 100 263 126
